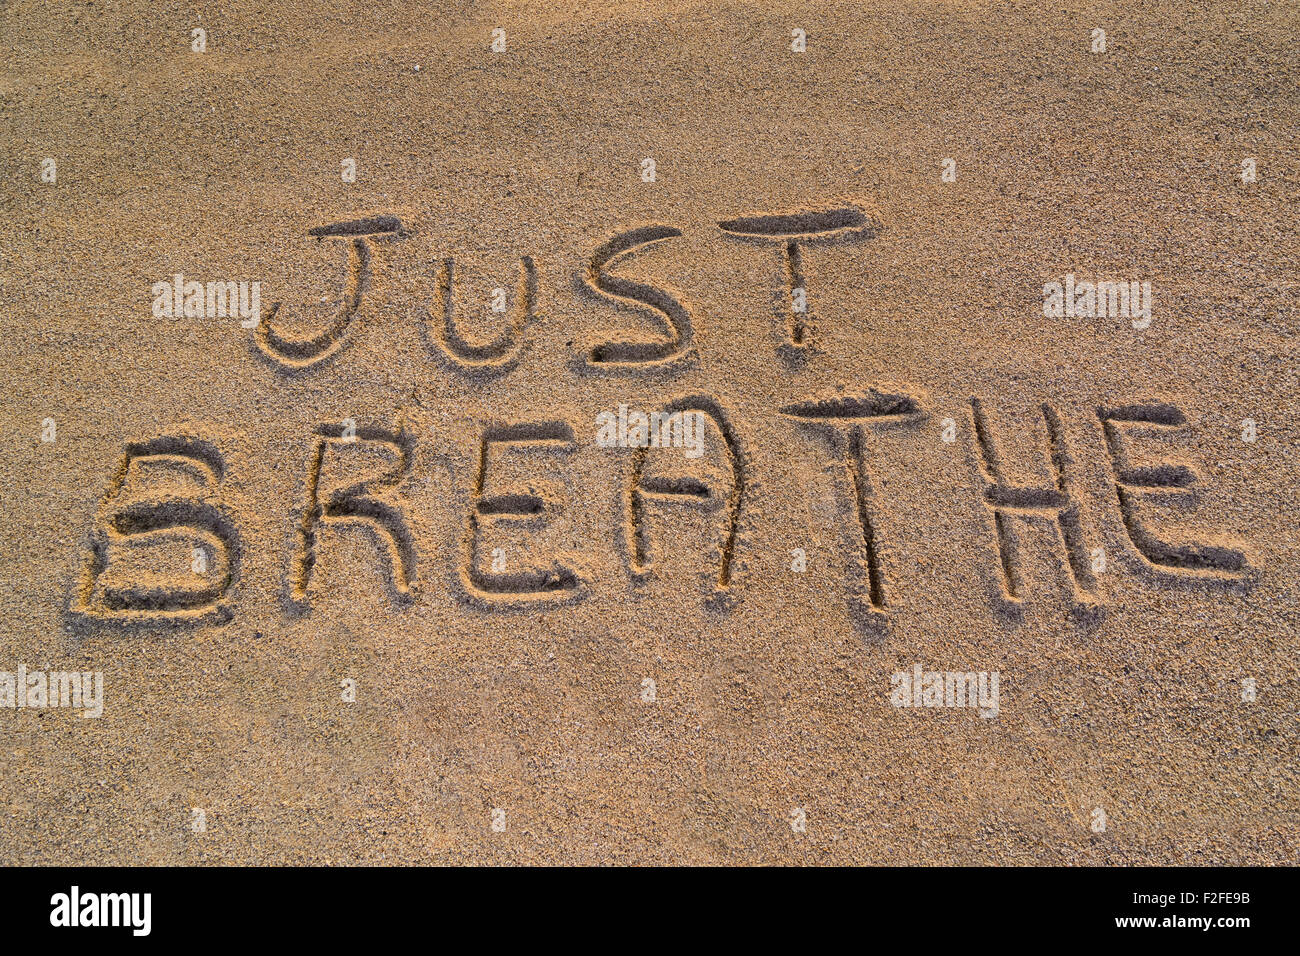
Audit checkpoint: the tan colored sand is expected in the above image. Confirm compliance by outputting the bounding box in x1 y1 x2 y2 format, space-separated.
0 1 1297 864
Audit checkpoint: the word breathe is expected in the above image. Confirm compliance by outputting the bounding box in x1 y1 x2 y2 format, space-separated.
595 405 705 458
152 273 261 325
67 390 1252 629
891 665 1000 718
50 886 151 936
1042 274 1153 327
0 665 103 718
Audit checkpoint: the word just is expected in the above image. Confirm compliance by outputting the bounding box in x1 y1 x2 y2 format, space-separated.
243 208 876 371
69 390 1251 627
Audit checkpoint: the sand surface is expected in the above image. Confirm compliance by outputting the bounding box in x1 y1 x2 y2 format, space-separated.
1 1 1297 864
